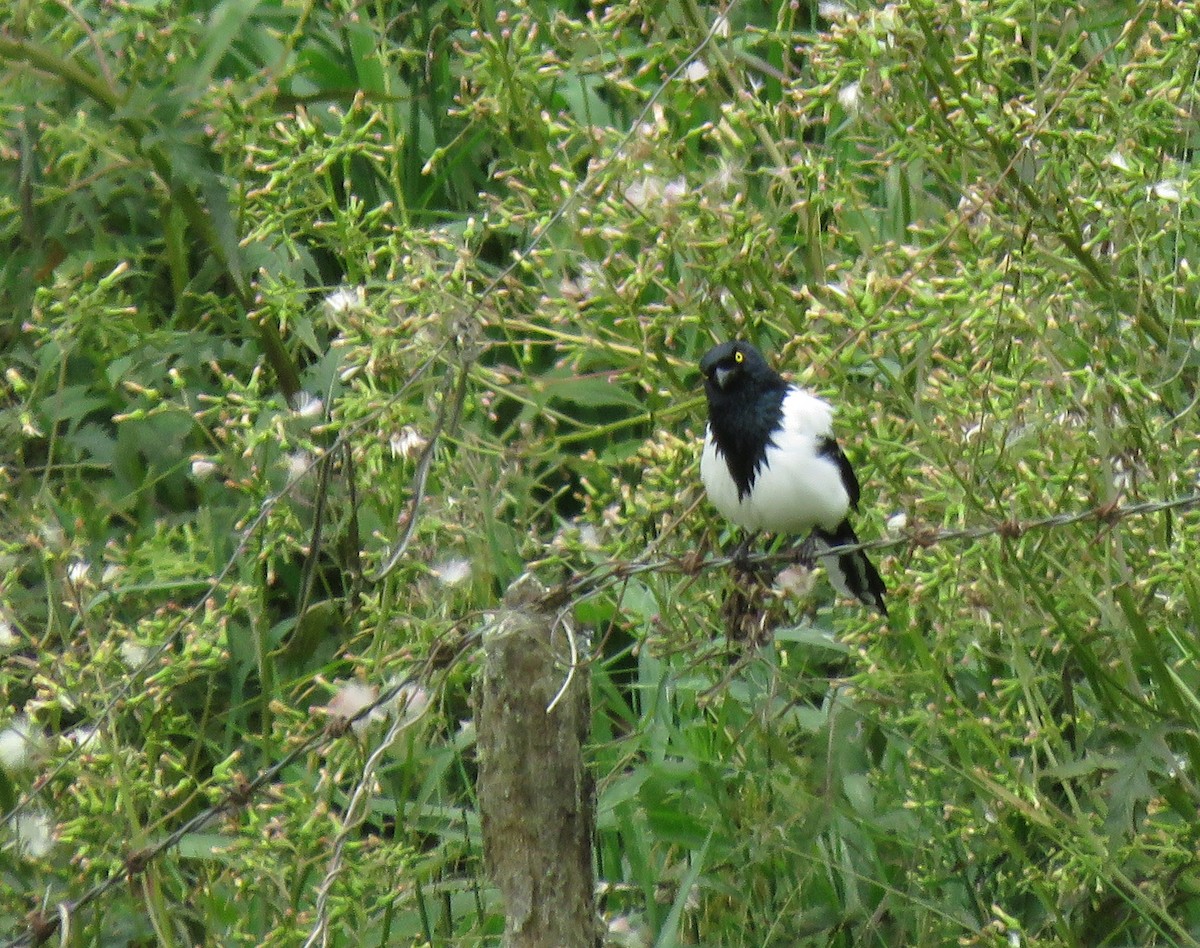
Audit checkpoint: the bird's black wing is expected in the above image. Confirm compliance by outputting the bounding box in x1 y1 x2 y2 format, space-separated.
814 518 888 614
816 436 861 510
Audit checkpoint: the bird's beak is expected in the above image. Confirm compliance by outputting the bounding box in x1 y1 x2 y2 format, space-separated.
713 366 733 389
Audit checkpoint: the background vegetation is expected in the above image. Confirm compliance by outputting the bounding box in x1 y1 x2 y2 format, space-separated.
2 0 1200 944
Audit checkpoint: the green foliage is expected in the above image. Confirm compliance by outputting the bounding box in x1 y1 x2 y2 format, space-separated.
3 0 1200 944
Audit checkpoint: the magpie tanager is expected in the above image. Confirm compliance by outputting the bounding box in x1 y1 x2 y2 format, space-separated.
699 340 888 615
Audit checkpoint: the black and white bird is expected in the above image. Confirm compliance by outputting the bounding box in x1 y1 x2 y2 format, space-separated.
699 340 888 615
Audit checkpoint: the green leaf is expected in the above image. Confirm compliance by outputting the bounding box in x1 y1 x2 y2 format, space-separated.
40 385 109 426
542 376 644 411
772 623 851 653
177 832 239 861
1102 731 1162 841
183 0 265 97
655 831 712 948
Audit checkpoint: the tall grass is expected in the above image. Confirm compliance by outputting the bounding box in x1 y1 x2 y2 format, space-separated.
2 0 1199 944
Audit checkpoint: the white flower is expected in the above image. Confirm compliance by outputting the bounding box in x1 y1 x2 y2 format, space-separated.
330 679 432 735
389 427 428 460
292 391 324 420
823 279 851 300
711 157 740 193
624 175 664 209
607 914 648 945
608 916 635 935
41 522 66 550
578 259 604 293
328 681 376 718
560 270 595 300
774 564 814 597
120 641 150 670
66 560 91 586
327 680 383 737
713 13 730 37
101 563 122 585
684 60 710 83
65 725 98 746
874 4 900 38
663 176 688 205
0 617 16 650
1149 180 1182 202
1112 456 1132 493
10 809 54 858
886 512 908 534
550 521 604 554
1103 150 1131 172
0 717 40 770
323 285 366 316
190 458 218 480
837 81 862 114
285 450 313 484
432 558 472 587
818 1 849 19
625 173 685 209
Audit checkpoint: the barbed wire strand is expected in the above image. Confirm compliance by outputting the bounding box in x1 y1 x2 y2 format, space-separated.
539 490 1200 609
10 485 1200 945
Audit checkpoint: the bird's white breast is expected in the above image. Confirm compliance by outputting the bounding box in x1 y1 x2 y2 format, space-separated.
701 386 851 534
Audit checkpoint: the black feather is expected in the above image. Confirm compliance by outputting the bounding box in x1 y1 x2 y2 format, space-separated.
700 342 789 501
813 520 888 615
816 436 861 510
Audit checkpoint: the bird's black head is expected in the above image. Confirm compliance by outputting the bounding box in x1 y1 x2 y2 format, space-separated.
699 340 789 488
699 340 777 402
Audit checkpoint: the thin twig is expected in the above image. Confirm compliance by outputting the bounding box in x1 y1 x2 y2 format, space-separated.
303 694 429 948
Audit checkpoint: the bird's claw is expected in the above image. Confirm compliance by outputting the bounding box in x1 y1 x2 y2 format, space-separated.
731 537 771 579
792 534 818 567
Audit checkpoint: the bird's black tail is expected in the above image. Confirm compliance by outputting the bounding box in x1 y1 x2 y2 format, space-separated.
814 520 888 615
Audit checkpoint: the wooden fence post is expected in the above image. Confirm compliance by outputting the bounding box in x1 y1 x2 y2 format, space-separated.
476 576 598 947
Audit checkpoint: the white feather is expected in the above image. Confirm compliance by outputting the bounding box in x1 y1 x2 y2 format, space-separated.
701 387 850 534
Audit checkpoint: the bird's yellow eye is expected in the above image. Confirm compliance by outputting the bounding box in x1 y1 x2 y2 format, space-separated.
734 351 744 364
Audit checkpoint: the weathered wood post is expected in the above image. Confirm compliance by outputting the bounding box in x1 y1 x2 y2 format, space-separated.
476 576 598 947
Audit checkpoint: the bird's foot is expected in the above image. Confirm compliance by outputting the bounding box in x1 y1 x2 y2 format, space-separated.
679 548 706 575
731 536 767 577
792 533 819 568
